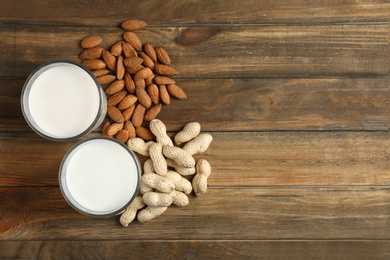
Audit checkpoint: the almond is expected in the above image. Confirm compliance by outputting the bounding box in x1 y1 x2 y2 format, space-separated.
154 64 178 76
79 47 104 59
107 90 127 106
93 69 110 77
122 104 136 121
97 74 116 85
159 85 170 105
145 74 155 86
82 59 106 70
135 87 152 108
106 79 125 94
132 103 146 127
135 126 155 141
143 43 157 62
102 121 111 136
123 57 144 69
154 76 176 85
122 42 138 58
121 20 147 31
81 35 102 49
116 129 129 143
134 67 153 81
107 122 124 136
134 79 146 89
144 103 162 121
116 56 125 79
107 106 124 123
167 84 187 99
102 50 116 71
118 94 138 110
147 84 160 104
123 31 142 51
155 47 171 65
110 41 123 56
126 65 144 74
139 52 154 69
124 73 136 93
124 121 136 138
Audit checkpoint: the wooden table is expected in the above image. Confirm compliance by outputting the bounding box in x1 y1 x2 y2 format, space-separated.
1 1 389 259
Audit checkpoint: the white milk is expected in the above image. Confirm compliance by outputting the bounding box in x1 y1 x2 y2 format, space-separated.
27 62 101 139
61 138 140 215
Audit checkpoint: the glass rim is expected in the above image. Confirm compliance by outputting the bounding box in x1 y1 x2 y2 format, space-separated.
20 60 105 142
58 136 142 218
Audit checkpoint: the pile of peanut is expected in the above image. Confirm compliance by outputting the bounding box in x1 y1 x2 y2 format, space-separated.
79 20 187 143
120 119 213 225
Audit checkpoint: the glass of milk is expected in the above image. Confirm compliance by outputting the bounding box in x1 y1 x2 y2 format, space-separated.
59 137 141 217
21 60 107 141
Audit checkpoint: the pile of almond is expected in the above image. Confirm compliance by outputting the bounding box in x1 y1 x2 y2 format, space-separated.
79 20 187 143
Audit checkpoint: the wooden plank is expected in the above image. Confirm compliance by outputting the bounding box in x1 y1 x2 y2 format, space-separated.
1 1 389 25
1 78 389 131
1 187 389 240
1 240 389 260
0 24 389 78
0 132 388 187
207 131 390 186
0 132 390 186
164 78 389 131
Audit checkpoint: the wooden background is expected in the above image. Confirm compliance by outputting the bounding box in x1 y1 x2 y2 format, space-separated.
1 1 390 259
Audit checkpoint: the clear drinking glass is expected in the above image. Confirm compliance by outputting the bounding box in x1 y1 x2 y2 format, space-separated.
21 60 107 141
59 137 141 218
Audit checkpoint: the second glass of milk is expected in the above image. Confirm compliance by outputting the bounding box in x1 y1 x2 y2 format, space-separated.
59 137 141 217
21 60 107 141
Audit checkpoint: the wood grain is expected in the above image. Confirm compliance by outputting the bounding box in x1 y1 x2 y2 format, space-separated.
1 1 389 25
0 24 388 78
2 78 389 131
1 0 389 257
1 240 389 260
1 187 389 240
0 132 388 187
